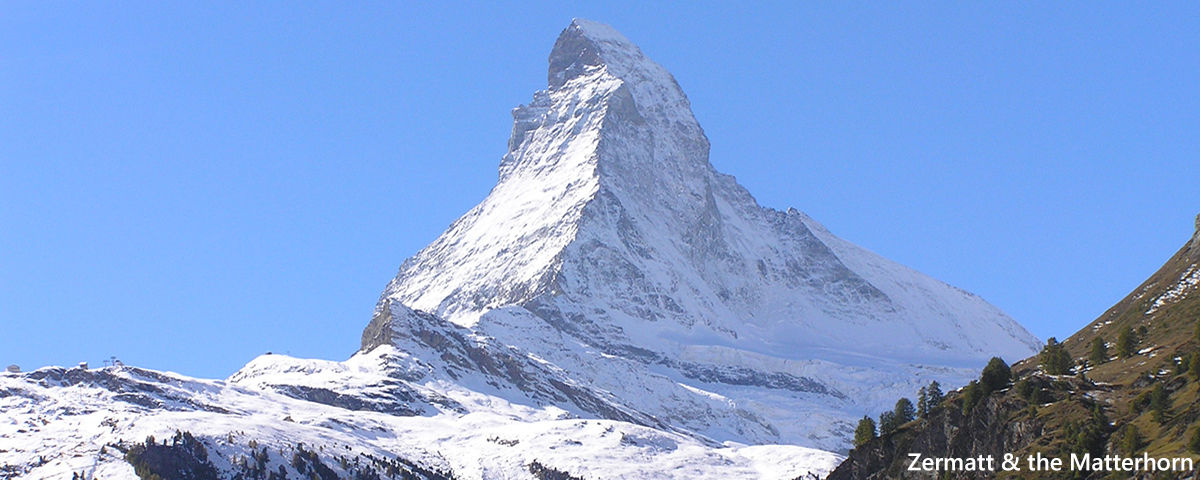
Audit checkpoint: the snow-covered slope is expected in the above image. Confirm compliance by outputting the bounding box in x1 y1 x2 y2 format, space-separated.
381 19 1037 363
0 358 839 480
369 18 1040 450
1 18 1041 479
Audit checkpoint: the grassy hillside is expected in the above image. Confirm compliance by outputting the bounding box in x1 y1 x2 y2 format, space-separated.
1028 223 1200 462
827 218 1200 480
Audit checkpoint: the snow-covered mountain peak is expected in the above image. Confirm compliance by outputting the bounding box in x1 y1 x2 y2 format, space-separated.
370 19 1040 450
386 19 721 327
505 18 707 185
548 19 670 92
0 23 1048 478
381 18 1036 360
547 19 629 89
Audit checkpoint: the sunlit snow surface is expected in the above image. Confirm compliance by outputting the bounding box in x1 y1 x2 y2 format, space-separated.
1146 263 1200 314
375 18 1040 452
2 18 1042 479
0 353 840 479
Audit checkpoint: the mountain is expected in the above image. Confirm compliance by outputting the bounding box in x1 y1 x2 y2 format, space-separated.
364 18 1039 450
378 19 1037 367
0 19 1040 480
828 214 1200 479
1 349 840 480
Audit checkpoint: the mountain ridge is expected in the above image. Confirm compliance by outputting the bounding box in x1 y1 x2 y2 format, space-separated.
378 19 1038 362
0 18 1047 479
369 18 1039 450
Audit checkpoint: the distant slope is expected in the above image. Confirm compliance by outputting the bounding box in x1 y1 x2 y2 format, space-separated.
827 215 1200 479
0 348 842 480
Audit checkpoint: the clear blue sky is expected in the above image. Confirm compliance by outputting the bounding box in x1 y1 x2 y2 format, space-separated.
3 3 1198 378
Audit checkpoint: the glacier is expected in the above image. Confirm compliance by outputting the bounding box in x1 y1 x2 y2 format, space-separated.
0 18 1040 479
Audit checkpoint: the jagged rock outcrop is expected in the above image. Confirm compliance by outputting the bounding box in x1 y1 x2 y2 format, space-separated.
826 376 1103 480
359 300 671 429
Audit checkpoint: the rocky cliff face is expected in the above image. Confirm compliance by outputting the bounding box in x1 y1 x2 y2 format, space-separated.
366 19 1040 451
827 375 1106 480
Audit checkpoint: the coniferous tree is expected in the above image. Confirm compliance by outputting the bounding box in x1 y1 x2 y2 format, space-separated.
878 411 898 436
1120 424 1143 454
1149 383 1170 423
1040 338 1072 375
1063 406 1110 458
1016 378 1034 400
926 381 943 411
980 357 1011 394
1089 337 1108 366
961 381 982 414
894 397 916 425
916 387 928 418
853 416 877 447
1117 326 1138 358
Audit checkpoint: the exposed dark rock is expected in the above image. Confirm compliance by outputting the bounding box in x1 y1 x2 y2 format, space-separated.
16 367 231 415
125 431 220 480
363 300 669 431
547 23 604 89
264 384 424 417
673 361 845 398
827 389 1050 480
528 460 584 480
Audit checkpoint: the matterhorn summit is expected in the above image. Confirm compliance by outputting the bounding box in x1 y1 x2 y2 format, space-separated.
370 18 1040 447
0 19 1041 480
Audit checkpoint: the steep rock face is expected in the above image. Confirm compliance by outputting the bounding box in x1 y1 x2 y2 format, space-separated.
358 300 678 431
826 376 1099 480
379 19 1036 365
369 19 1039 450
